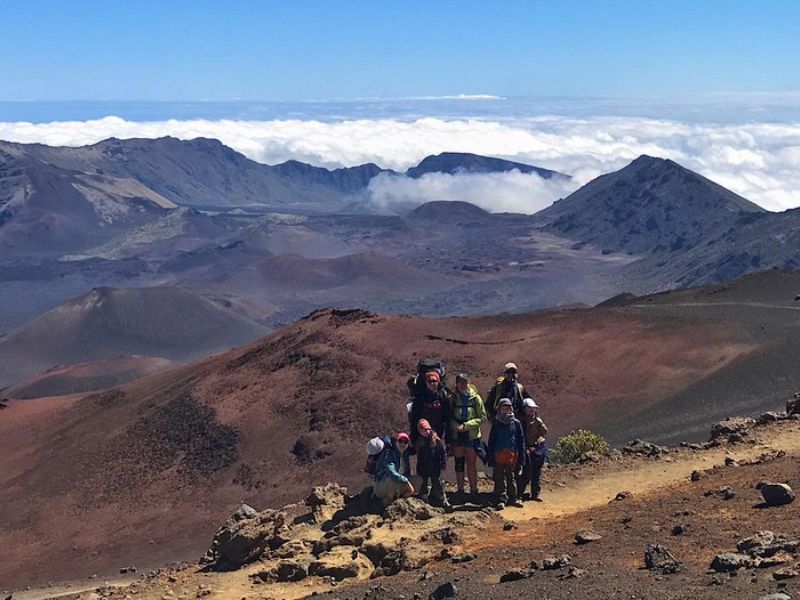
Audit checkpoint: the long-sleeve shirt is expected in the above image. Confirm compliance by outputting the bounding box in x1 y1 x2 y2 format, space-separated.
375 446 409 484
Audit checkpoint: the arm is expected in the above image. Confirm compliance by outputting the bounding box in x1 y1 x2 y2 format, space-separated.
515 422 526 465
486 424 497 466
465 393 488 437
410 397 421 443
485 384 498 421
386 458 409 484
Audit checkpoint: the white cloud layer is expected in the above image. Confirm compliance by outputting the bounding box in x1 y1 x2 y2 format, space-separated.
368 171 576 214
2 115 800 211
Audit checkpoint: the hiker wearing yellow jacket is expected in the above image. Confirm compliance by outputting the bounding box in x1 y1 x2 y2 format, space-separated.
449 373 487 501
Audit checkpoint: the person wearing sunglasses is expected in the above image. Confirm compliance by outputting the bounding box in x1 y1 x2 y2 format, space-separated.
409 370 453 461
373 431 422 507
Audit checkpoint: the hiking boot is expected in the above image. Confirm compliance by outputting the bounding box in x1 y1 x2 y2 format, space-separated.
520 492 531 502
442 499 452 511
469 490 480 504
508 499 524 508
494 502 505 511
531 496 543 502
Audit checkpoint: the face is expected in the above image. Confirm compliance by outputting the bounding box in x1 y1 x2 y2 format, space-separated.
499 404 513 416
524 406 536 418
505 369 518 381
419 424 433 438
425 376 439 389
456 379 469 393
396 437 409 450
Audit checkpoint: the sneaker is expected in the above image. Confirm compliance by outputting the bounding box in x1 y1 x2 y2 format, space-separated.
531 496 543 502
494 502 506 510
520 492 531 502
508 499 524 508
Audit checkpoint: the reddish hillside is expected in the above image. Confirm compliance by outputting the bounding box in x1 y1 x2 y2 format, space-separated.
3 355 174 399
5 270 800 586
0 285 266 388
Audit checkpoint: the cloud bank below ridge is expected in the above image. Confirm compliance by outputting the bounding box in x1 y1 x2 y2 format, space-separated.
2 115 800 212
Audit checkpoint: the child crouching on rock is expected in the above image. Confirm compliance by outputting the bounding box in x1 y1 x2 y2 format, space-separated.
487 398 526 509
416 418 450 509
373 432 422 507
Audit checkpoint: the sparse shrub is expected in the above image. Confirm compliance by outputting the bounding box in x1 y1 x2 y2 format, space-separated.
552 429 610 464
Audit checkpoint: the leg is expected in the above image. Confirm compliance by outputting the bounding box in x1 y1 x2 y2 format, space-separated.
418 477 430 500
430 476 445 506
517 459 532 499
506 465 518 503
453 446 466 492
464 447 479 494
531 454 545 499
492 466 507 503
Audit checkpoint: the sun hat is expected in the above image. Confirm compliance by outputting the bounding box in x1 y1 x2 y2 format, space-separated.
503 362 518 373
366 437 385 456
523 398 539 409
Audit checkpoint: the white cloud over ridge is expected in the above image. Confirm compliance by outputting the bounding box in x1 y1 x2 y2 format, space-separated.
2 114 800 211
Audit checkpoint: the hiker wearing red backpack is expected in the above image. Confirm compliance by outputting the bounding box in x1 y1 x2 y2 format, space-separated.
486 362 534 421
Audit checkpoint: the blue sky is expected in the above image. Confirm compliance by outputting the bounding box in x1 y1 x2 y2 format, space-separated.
1 0 799 101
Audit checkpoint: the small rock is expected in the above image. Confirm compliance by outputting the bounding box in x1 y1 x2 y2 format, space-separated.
724 456 739 467
611 491 631 502
559 567 588 579
761 483 795 507
710 417 755 440
502 522 517 531
757 412 785 425
671 524 688 536
451 553 476 564
541 555 571 570
710 553 752 572
774 563 800 580
691 470 702 482
754 551 794 568
575 530 602 545
759 593 792 600
429 581 457 599
644 544 681 574
499 569 533 582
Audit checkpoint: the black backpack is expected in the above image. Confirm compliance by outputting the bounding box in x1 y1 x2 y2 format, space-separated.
406 358 446 398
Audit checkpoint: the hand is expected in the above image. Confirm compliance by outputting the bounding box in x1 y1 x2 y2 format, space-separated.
536 436 545 444
407 481 415 495
457 424 466 433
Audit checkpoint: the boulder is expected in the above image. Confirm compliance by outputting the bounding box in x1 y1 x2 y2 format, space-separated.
305 483 347 522
384 497 443 521
759 593 792 600
644 544 681 574
575 530 602 545
710 552 752 572
760 482 795 506
202 506 285 569
737 531 799 557
710 417 755 440
309 547 373 580
757 411 785 425
429 582 458 599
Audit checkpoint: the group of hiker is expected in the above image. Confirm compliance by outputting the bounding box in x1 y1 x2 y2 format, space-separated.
365 361 548 510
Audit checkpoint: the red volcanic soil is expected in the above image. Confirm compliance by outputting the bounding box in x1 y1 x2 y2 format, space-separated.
3 355 174 399
3 269 800 587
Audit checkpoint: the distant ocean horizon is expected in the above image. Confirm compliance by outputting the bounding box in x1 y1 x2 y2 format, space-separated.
2 94 800 124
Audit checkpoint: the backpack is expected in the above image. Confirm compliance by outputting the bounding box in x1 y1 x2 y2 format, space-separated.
406 358 446 399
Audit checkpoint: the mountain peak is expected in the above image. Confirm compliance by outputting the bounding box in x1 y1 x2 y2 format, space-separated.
406 152 567 180
535 156 765 255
